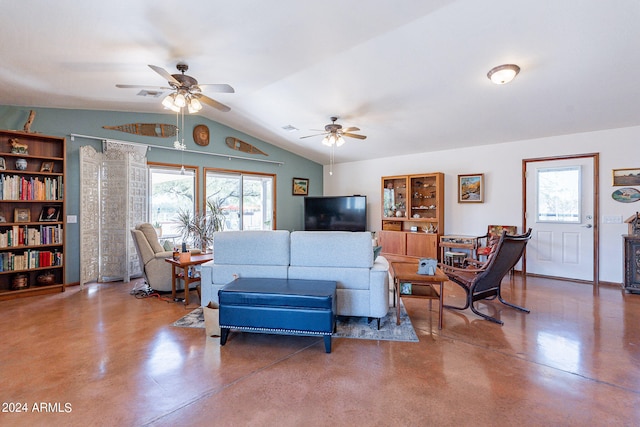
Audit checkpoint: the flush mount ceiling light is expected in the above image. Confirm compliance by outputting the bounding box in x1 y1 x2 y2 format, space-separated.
487 64 520 84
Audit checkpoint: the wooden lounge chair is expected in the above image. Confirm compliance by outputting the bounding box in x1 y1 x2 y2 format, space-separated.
439 228 532 325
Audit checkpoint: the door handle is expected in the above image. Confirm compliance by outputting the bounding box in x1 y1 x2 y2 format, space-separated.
582 224 593 228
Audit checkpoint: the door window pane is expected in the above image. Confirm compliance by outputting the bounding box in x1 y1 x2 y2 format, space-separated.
206 172 241 231
206 170 274 230
149 165 196 240
536 166 581 223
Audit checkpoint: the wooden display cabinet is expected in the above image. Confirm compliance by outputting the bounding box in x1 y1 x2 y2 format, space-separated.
0 130 66 301
380 172 444 259
623 234 640 294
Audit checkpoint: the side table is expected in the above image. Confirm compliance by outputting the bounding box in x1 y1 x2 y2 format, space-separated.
390 261 448 329
439 234 478 261
165 253 214 305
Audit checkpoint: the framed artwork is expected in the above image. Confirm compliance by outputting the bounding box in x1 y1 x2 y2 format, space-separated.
458 173 484 203
14 208 31 223
612 168 640 186
292 177 309 196
0 157 5 170
400 282 412 295
40 161 54 172
39 205 60 222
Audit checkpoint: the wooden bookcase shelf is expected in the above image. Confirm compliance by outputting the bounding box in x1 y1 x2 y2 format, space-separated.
0 130 66 301
379 172 444 259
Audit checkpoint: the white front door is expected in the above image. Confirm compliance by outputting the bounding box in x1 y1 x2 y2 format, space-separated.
525 156 596 281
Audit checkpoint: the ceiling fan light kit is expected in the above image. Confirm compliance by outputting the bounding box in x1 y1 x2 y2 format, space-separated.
487 64 520 84
117 63 233 113
322 133 345 147
300 116 367 176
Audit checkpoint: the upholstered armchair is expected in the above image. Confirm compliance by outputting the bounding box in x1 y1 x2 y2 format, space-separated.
476 225 517 261
130 223 176 292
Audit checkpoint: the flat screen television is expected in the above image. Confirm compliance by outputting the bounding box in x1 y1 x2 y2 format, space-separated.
303 195 367 231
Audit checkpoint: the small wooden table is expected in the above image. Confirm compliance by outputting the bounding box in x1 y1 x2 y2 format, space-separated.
165 253 214 305
390 262 448 329
439 234 478 262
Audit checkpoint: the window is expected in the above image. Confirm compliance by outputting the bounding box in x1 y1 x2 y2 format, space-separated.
148 164 197 239
205 169 275 230
536 166 581 223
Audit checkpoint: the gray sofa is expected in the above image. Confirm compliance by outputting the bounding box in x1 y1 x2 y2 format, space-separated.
200 230 390 322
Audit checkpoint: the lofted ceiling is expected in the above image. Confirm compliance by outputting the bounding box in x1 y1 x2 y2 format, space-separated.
2 0 640 165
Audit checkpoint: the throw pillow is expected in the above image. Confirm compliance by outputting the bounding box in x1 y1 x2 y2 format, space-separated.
373 245 382 261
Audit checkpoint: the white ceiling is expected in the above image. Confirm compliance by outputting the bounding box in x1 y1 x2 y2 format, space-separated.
2 0 639 165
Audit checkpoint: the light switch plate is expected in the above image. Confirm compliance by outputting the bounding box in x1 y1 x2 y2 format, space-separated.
602 215 622 224
67 215 77 223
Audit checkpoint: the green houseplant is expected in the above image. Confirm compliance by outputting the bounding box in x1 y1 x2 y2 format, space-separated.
175 199 225 252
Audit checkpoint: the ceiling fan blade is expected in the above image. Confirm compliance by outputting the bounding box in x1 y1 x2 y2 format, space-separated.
115 84 172 89
199 94 231 112
148 64 180 85
195 84 235 93
300 133 327 139
343 132 367 140
343 126 360 132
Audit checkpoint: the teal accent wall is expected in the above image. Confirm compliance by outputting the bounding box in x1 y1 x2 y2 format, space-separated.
0 106 323 284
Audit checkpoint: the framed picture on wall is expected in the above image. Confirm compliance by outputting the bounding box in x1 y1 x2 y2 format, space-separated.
612 168 640 186
458 173 484 203
292 178 309 196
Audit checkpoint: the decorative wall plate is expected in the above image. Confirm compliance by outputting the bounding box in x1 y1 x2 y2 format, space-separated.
612 187 640 203
193 125 210 146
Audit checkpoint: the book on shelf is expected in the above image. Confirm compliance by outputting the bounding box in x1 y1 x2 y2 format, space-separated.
0 174 62 201
0 225 63 248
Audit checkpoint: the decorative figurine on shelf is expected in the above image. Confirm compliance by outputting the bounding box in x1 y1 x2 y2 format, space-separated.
10 138 29 154
23 110 36 133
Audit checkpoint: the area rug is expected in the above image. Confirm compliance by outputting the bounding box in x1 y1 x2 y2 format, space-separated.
172 301 419 343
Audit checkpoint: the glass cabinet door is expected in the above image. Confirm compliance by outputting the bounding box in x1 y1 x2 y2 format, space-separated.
382 177 407 218
410 175 438 220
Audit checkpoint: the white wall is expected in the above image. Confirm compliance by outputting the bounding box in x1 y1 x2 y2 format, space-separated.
324 125 640 284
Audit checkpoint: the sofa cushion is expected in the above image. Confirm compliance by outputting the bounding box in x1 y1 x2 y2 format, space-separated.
209 264 289 285
288 266 371 290
213 230 290 265
290 231 373 268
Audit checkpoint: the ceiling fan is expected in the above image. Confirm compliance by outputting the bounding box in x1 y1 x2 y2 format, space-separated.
300 116 367 146
116 63 234 113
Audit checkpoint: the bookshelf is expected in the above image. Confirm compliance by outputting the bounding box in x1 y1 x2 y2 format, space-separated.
0 130 65 300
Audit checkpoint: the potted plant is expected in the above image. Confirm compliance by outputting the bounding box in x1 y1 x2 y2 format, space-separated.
175 199 225 252
152 221 162 237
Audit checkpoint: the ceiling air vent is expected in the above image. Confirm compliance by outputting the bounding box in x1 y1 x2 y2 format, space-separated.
137 90 164 98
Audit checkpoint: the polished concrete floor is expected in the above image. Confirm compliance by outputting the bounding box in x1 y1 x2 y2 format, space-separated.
1 275 639 426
